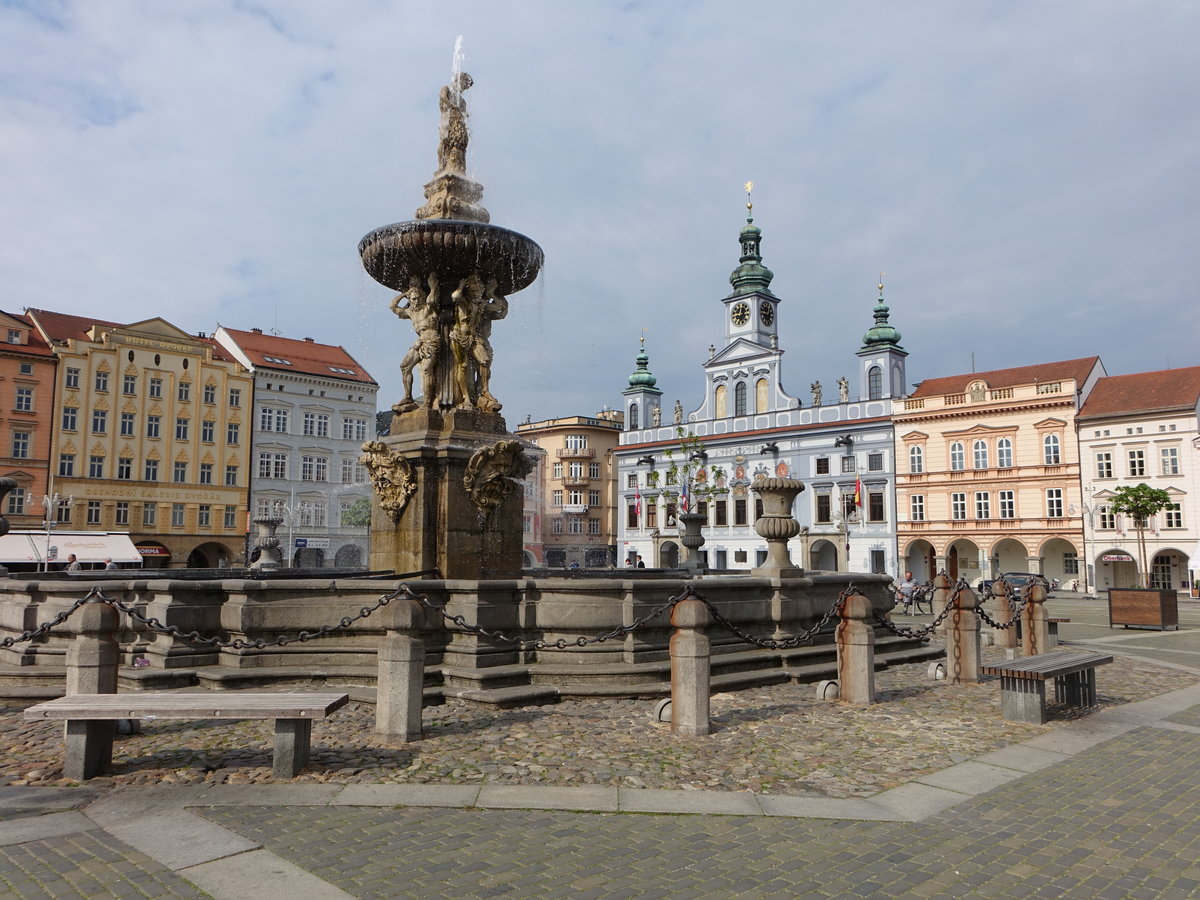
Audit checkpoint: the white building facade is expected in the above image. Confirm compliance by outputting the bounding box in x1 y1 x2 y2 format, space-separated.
1076 366 1200 596
615 212 907 575
214 327 378 569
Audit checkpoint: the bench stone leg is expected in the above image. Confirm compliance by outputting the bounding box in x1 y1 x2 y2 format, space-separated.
1056 668 1097 708
1047 622 1060 647
64 720 115 780
1000 677 1047 724
274 718 311 778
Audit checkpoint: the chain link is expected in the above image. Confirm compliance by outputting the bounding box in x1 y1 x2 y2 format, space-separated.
411 584 688 650
691 586 849 650
0 592 96 648
872 581 962 639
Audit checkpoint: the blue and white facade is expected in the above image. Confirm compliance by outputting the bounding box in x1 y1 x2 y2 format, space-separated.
615 211 908 575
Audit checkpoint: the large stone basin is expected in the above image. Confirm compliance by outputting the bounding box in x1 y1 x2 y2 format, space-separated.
359 219 544 296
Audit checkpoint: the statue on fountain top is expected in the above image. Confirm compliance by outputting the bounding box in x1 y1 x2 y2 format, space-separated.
438 72 473 176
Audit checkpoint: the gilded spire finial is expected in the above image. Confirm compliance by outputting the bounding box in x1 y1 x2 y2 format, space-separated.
640 327 646 350
878 271 886 298
744 181 754 221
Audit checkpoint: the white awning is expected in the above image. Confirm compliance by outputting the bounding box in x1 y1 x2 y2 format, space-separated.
1 532 144 565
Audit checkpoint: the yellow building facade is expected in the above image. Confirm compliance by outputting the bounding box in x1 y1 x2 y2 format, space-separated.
29 311 253 568
894 357 1105 585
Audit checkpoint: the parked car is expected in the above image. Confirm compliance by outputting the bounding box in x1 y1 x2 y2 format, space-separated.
996 572 1051 594
976 578 996 594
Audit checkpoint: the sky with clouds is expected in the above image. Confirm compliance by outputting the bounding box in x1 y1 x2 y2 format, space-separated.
2 1 1197 423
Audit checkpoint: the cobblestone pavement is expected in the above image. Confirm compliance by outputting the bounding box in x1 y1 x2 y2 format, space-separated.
1 648 1194 796
1 613 1198 899
197 726 1200 899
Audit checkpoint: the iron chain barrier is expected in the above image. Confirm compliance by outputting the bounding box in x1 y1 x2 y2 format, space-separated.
0 586 405 651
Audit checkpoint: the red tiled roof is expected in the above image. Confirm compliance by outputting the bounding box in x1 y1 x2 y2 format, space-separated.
0 312 57 358
218 327 377 386
911 357 1101 398
25 308 124 345
1078 367 1200 419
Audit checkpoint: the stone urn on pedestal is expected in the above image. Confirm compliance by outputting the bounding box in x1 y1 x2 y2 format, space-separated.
677 511 707 576
249 516 284 571
358 68 542 580
751 476 805 577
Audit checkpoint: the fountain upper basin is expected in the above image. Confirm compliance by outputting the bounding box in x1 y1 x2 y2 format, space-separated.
359 219 544 295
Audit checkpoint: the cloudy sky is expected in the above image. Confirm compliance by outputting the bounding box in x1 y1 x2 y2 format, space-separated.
2 1 1197 423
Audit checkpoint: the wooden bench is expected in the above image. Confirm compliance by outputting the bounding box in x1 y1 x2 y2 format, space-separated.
24 691 349 781
981 650 1112 724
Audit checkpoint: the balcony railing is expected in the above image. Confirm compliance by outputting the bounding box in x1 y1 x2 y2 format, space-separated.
562 476 590 488
556 448 595 459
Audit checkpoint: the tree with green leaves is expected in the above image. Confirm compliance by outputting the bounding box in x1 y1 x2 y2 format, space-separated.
1108 483 1173 588
644 427 727 525
340 496 372 528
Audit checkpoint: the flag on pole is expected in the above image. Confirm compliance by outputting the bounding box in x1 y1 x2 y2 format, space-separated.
679 479 689 513
634 488 642 517
854 477 863 508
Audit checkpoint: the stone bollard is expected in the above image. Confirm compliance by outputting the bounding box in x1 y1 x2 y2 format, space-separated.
990 580 1018 651
835 591 876 704
669 593 711 736
1021 582 1050 657
375 592 427 741
64 596 120 779
930 572 952 634
946 584 982 684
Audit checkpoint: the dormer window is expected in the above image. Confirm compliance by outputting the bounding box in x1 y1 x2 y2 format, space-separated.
7 330 21 344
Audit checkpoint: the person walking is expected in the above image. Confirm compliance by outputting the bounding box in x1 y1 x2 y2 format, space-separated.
104 557 118 570
65 554 81 572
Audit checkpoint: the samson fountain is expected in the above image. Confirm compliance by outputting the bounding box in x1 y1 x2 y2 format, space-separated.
358 71 541 580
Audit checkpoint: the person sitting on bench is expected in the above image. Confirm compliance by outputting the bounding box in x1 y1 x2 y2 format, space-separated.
896 571 920 615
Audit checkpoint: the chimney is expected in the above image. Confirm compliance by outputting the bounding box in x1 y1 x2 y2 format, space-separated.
251 328 262 334
196 331 207 339
304 337 315 343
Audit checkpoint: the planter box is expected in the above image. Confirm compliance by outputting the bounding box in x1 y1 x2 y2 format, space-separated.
1108 588 1178 631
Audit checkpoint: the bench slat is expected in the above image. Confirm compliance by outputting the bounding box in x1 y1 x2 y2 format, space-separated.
24 692 349 721
981 650 1112 681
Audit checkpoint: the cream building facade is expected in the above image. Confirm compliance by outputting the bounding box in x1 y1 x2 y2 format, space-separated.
515 412 622 568
895 357 1105 585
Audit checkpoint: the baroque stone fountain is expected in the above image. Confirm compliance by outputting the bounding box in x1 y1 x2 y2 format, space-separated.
358 71 541 580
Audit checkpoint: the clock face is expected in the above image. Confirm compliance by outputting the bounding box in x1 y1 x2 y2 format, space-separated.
760 301 774 326
731 302 750 326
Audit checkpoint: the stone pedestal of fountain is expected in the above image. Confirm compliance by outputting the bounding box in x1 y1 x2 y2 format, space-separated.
359 71 542 580
751 476 806 578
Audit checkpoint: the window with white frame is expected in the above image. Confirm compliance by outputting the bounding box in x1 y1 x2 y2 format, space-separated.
204 384 216 404
146 415 160 438
1098 505 1115 529
589 461 601 478
149 377 162 398
142 502 157 527
175 418 188 440
229 387 241 407
840 456 856 474
225 465 238 486
120 412 135 436
11 431 29 459
65 367 80 389
909 445 924 473
972 440 988 470
62 407 78 431
552 490 562 507
588 490 600 506
950 442 965 471
201 420 214 442
910 494 925 521
59 454 74 477
15 387 33 411
223 506 236 529
1161 447 1179 475
951 492 967 520
171 503 185 527
1096 451 1112 479
197 505 211 527
178 382 190 402
551 518 563 534
975 492 990 520
1043 434 1061 465
997 437 1013 469
564 434 588 450
1164 502 1183 528
173 461 187 483
89 455 103 478
627 473 638 489
115 501 129 526
999 490 1015 519
6 488 24 515
588 518 600 534
117 458 132 480
90 409 106 433
94 370 108 392
199 462 213 484
1128 448 1145 477
124 374 137 394
86 500 101 525
227 422 240 444
1046 488 1064 518
552 462 563 478
1063 552 1079 575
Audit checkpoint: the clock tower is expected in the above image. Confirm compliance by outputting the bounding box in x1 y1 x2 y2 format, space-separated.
722 184 779 348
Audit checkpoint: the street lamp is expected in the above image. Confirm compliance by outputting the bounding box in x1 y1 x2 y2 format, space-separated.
1069 485 1099 596
41 493 74 572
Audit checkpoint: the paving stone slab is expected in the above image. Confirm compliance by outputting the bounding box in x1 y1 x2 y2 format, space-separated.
476 784 619 812
0 786 100 811
329 783 481 808
915 760 1026 795
869 782 969 820
972 743 1070 772
192 784 342 806
180 847 354 900
0 810 95 846
754 794 909 821
1020 720 1134 754
101 811 259 870
618 788 763 815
